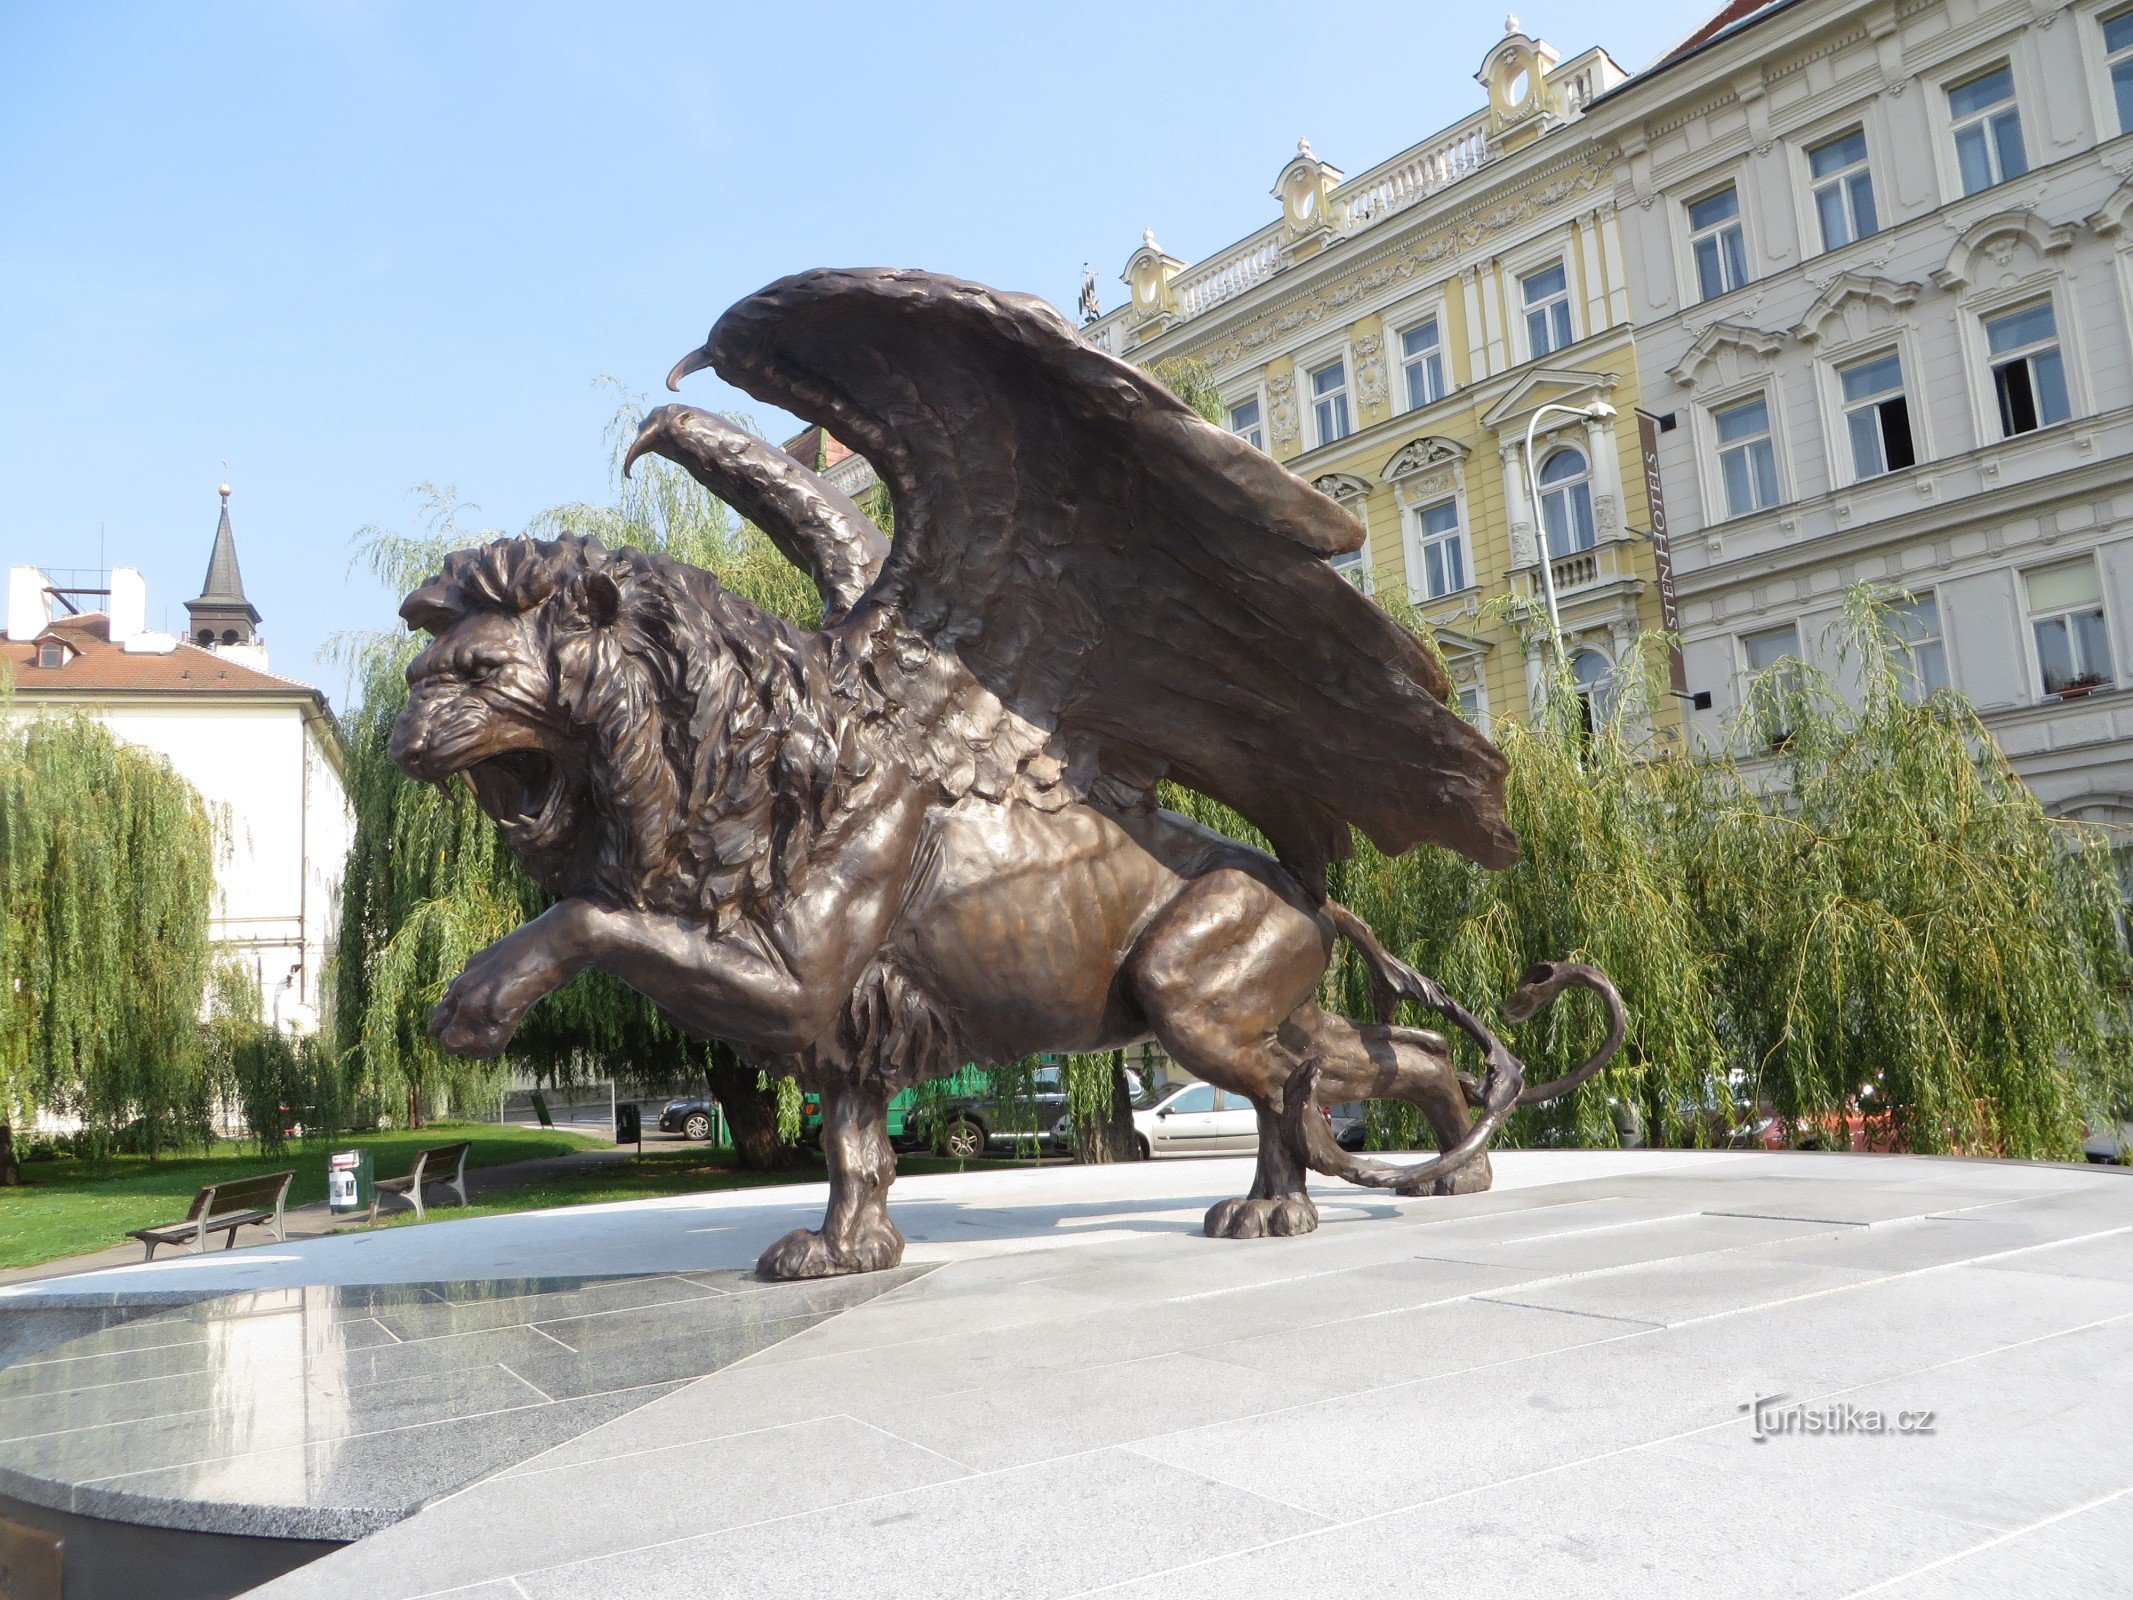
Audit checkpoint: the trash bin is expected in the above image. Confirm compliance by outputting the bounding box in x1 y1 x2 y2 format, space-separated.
615 1103 641 1145
328 1149 374 1215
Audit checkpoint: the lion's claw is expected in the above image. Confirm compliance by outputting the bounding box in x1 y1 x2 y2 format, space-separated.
1204 1193 1319 1240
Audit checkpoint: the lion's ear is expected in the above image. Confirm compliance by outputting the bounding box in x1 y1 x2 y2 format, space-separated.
581 571 621 628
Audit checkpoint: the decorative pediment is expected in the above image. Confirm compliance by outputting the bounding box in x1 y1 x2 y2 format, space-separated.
1432 624 1492 660
1120 228 1185 331
1480 366 1619 432
1932 209 2076 293
2089 180 2133 239
1792 272 1922 346
1381 435 1472 481
1272 139 1345 256
1311 472 1374 505
1667 320 1785 392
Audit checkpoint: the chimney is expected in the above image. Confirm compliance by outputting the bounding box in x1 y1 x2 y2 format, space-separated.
7 566 52 642
109 566 147 644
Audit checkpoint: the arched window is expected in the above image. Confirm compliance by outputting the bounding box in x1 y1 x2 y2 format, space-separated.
221 629 239 646
1539 446 1597 559
197 629 214 646
1572 647 1615 734
36 639 66 669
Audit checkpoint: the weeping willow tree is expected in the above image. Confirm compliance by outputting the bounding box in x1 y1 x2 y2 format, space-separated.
1659 587 2131 1156
1134 584 2126 1162
330 393 822 1162
0 706 218 1178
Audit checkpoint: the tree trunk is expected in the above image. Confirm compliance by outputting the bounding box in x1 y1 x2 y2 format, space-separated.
0 1125 19 1187
1073 1051 1144 1163
705 1044 800 1171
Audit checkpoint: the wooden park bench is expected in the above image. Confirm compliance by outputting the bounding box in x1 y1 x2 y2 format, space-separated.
367 1140 473 1224
128 1170 294 1261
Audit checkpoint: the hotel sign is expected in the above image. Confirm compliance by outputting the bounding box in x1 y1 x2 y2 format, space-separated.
1638 409 1688 693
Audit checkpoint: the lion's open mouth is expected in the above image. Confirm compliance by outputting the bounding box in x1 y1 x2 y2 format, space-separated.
463 748 571 844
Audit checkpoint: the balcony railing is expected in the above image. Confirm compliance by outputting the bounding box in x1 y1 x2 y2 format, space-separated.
1338 112 1494 229
1511 537 1640 605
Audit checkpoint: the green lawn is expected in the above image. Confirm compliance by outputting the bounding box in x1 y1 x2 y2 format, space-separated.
369 1144 1055 1228
0 1122 606 1269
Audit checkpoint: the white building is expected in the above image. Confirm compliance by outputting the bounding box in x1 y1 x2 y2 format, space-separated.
1587 0 2133 827
5 488 353 1030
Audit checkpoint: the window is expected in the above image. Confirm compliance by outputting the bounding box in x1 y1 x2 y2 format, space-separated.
1310 359 1351 446
2108 8 2133 135
1166 1084 1217 1113
1687 185 1749 301
1329 547 1371 592
1949 66 2027 194
1415 501 1468 599
1537 446 1596 558
1402 319 1445 409
35 639 66 669
1839 352 1916 478
1889 594 1950 697
1572 648 1616 735
2027 558 2115 696
1521 263 1573 358
1742 622 1803 744
1713 394 1780 517
1229 396 1264 450
1985 300 2071 436
1455 683 1484 725
1808 128 1877 251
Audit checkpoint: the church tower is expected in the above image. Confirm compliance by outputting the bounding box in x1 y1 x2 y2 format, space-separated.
185 483 262 650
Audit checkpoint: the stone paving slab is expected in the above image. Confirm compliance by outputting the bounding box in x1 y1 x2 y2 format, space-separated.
222 1152 2130 1599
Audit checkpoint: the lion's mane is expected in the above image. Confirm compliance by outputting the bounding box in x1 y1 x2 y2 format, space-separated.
423 533 876 931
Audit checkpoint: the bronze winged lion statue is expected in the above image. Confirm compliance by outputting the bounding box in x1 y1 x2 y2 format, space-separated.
388 269 1625 1280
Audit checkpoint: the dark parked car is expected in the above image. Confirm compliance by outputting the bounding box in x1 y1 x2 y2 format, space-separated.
658 1095 718 1141
903 1065 1144 1159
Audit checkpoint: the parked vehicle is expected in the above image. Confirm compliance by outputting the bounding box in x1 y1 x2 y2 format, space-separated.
901 1064 1116 1158
657 1095 718 1141
1131 1081 1259 1157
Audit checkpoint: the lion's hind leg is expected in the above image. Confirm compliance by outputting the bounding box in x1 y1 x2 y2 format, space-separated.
1124 866 1330 1241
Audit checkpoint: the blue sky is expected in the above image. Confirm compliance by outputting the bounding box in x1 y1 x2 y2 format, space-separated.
2 0 1714 705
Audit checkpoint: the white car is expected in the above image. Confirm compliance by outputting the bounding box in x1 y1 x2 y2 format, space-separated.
1131 1081 1260 1158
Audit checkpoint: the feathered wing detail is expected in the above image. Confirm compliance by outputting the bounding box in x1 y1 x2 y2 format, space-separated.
689 268 1516 888
624 405 887 625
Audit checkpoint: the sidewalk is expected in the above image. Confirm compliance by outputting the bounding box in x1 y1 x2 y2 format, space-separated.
0 1142 638 1290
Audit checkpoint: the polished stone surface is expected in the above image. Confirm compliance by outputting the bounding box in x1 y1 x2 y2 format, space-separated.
0 1268 920 1540
231 1152 2131 1599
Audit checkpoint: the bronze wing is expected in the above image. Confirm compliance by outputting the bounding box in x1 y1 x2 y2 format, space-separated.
673 267 1515 890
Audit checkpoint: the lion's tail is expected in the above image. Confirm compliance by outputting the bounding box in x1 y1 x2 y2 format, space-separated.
1279 903 1627 1196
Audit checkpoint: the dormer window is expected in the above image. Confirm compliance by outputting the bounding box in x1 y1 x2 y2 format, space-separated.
36 639 67 669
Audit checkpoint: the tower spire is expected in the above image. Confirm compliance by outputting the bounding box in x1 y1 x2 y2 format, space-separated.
185 481 262 649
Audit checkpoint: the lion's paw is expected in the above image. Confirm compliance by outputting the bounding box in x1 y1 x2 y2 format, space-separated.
1204 1193 1319 1240
429 957 529 1059
755 1225 904 1281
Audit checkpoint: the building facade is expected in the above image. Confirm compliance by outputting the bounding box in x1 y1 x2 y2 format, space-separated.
4 489 352 1030
1586 0 2133 823
1080 24 1681 738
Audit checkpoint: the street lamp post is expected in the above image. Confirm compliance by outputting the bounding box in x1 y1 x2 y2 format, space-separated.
1522 399 1618 675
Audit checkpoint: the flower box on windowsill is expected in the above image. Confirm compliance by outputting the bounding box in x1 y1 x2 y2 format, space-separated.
2053 678 2111 700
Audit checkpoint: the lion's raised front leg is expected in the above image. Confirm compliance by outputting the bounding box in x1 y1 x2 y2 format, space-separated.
757 1078 905 1280
431 901 598 1057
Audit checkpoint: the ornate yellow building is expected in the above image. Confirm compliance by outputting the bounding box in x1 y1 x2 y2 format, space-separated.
1083 21 1682 737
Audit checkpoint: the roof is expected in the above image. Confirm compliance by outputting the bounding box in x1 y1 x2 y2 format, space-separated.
1633 0 1801 79
189 489 261 624
4 613 325 702
778 424 856 474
